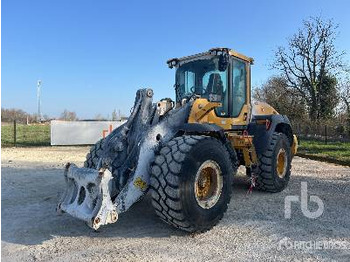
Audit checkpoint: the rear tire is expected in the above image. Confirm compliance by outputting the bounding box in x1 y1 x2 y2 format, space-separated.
150 135 236 232
255 132 291 192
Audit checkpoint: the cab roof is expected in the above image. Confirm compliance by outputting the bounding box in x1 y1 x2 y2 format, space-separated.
167 47 254 68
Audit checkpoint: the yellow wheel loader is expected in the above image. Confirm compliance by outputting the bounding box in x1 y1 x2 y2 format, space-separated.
57 48 298 232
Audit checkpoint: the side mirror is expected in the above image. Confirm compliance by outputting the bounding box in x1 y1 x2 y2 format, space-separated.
218 53 229 71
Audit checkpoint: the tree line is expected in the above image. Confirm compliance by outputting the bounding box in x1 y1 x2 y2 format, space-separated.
58 109 125 121
1 108 42 124
254 16 350 136
1 108 125 123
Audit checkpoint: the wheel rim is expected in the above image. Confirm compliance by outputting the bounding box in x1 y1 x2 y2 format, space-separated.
276 148 287 178
194 160 223 209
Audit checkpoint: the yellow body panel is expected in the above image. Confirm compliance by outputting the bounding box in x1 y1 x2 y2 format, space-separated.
252 101 279 115
183 48 298 162
188 98 298 159
227 133 258 167
188 99 250 129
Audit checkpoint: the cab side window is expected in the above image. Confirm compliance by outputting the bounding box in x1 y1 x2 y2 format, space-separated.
202 70 228 116
232 59 247 117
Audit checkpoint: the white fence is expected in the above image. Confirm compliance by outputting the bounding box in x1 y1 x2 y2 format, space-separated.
50 120 126 145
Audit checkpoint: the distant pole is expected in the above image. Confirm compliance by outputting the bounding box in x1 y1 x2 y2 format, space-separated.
37 80 42 122
325 125 328 145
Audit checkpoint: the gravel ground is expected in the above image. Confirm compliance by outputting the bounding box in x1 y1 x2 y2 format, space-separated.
1 146 350 261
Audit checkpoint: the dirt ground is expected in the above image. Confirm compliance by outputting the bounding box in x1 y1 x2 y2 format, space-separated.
1 146 350 262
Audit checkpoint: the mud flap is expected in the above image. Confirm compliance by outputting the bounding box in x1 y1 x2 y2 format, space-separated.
57 163 118 230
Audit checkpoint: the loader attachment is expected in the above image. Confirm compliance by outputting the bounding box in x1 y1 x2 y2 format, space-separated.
57 88 191 229
57 163 118 230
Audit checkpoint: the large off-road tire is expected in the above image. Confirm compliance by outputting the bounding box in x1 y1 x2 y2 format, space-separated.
84 139 105 168
150 135 236 232
255 132 292 192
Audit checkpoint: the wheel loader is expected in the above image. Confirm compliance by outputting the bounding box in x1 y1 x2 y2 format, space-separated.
57 47 298 232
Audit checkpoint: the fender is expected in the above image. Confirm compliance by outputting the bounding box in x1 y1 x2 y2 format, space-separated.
247 114 293 155
180 123 224 134
173 123 238 169
172 122 227 143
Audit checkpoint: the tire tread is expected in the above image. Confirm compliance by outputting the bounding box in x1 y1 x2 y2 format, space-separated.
150 135 235 232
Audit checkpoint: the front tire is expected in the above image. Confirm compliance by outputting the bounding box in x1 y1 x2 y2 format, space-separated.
84 138 105 168
150 135 236 232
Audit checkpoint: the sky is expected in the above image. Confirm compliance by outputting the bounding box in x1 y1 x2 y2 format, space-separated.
2 0 350 119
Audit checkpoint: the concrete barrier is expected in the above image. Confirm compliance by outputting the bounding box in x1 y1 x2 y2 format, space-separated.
50 120 126 145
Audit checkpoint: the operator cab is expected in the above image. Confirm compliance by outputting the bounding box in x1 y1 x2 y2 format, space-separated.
168 48 253 120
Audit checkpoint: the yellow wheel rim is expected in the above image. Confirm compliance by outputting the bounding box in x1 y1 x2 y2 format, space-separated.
194 160 223 209
276 148 287 178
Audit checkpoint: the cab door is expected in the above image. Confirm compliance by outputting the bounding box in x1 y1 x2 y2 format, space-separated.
229 57 251 127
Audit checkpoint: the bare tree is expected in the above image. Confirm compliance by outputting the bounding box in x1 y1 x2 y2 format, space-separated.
340 77 350 112
340 77 350 134
272 16 345 121
1 108 29 123
60 110 78 121
111 109 119 121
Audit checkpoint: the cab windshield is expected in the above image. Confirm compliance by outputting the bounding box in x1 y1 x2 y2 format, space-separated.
175 57 228 116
